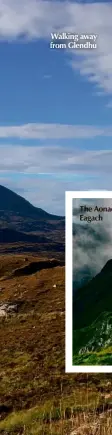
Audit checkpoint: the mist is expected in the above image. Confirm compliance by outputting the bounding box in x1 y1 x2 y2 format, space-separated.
73 198 112 291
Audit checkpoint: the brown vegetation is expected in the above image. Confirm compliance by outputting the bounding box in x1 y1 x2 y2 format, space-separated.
0 253 112 434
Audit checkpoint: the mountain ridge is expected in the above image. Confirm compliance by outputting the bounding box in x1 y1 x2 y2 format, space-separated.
73 260 112 365
0 184 64 220
73 259 112 330
0 185 65 254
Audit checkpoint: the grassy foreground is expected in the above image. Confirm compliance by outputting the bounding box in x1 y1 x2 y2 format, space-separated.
0 254 112 434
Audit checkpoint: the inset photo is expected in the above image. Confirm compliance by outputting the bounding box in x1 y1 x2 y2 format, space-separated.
66 191 112 373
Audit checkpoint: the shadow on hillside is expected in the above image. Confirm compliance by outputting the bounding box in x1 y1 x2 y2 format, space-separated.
13 259 65 277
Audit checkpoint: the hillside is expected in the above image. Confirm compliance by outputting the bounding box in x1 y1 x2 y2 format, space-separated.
0 254 112 435
73 260 112 365
0 185 65 255
0 186 112 432
73 312 112 365
0 185 63 220
0 228 48 243
73 259 112 329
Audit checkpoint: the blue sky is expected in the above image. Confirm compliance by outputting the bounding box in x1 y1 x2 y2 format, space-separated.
0 0 112 215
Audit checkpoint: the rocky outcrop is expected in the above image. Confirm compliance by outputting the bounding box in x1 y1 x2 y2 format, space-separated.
0 302 18 317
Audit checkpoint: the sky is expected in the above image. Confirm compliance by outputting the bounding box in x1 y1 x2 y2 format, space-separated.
0 0 112 215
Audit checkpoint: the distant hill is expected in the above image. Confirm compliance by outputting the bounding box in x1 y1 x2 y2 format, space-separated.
0 185 65 254
0 228 47 244
0 185 63 220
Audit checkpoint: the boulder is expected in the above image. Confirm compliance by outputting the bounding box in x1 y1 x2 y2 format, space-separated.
0 302 18 316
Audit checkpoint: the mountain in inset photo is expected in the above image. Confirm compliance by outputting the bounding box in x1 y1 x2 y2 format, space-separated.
73 259 112 365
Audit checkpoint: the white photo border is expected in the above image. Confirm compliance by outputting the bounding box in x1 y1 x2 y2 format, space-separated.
65 190 112 373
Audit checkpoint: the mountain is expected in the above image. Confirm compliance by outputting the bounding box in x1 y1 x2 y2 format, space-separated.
0 228 48 244
0 185 65 254
101 259 112 274
73 260 112 365
0 185 63 220
73 259 112 330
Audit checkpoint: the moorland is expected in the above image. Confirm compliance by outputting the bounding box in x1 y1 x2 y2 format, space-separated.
0 185 112 434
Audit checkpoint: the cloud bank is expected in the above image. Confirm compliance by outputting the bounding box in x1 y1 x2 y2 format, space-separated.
73 198 112 290
0 123 112 139
0 1 112 94
0 144 112 174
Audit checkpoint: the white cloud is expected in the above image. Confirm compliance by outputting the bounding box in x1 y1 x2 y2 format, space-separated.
0 144 112 175
1 171 112 216
0 123 112 139
43 74 52 79
0 1 112 93
0 0 68 39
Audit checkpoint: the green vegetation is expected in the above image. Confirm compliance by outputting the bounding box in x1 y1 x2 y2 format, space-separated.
73 260 112 365
73 348 112 365
73 312 112 365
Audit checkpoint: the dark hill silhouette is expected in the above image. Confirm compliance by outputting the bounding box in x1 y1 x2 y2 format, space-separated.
13 259 65 277
73 259 112 330
0 185 63 220
0 186 65 254
101 259 112 274
0 228 47 244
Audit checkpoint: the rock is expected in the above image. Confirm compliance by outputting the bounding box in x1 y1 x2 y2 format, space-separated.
7 304 18 313
0 309 6 317
53 284 56 288
0 304 8 310
0 302 18 317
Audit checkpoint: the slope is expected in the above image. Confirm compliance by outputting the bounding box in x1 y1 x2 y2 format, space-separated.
73 259 112 330
0 185 65 254
0 185 63 220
